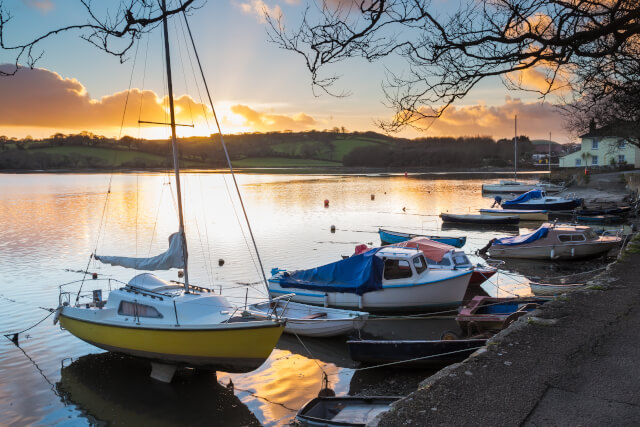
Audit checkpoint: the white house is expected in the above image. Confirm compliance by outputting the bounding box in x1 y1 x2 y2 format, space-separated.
559 124 640 168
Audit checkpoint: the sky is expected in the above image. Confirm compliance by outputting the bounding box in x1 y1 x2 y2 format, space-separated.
0 0 572 143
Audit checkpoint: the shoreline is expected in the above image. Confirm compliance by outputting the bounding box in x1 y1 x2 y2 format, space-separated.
376 231 640 426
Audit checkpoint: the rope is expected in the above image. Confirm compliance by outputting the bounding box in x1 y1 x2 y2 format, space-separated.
351 346 485 371
3 310 55 345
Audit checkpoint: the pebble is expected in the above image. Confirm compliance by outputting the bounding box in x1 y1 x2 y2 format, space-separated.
464 371 473 376
431 407 438 411
504 361 513 366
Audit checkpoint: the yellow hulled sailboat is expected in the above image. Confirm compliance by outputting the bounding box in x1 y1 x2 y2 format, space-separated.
55 1 284 382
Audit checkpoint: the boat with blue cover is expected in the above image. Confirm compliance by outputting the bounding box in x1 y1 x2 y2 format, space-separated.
268 247 473 312
378 228 466 248
498 190 582 211
456 296 548 334
487 223 621 260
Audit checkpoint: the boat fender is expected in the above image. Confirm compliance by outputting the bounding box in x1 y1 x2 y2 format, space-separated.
323 293 329 308
571 247 575 257
53 305 63 325
358 295 363 310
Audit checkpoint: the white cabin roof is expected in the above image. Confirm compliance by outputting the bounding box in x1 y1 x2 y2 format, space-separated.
127 273 183 293
376 247 420 259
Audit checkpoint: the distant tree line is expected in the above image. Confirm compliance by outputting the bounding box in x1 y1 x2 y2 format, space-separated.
0 130 535 170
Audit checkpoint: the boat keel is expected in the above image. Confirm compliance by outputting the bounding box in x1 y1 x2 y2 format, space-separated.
150 362 178 383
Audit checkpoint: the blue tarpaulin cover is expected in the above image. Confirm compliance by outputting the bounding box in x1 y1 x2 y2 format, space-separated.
278 248 384 295
502 190 543 206
494 225 550 246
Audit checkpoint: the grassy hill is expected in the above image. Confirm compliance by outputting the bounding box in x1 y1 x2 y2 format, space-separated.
232 157 341 168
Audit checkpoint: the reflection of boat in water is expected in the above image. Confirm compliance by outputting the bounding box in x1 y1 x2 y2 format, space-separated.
56 353 260 426
276 334 357 369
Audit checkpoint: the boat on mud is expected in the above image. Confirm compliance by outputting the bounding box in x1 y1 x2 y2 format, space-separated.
440 213 520 225
268 246 473 312
378 228 466 248
485 223 622 260
248 299 368 338
482 180 564 194
296 396 401 427
456 296 547 334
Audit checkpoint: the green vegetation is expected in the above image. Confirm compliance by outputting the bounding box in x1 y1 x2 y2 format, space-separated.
232 157 341 168
36 146 169 166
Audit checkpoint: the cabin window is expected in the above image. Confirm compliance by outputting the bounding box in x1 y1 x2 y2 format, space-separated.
592 140 599 149
571 234 586 241
413 256 427 274
118 301 163 318
575 158 581 167
592 155 598 165
384 259 413 280
618 155 625 163
453 254 470 266
558 235 572 242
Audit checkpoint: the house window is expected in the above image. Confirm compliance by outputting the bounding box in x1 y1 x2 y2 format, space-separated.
618 155 626 163
383 259 413 280
591 140 599 149
575 158 582 166
592 155 598 165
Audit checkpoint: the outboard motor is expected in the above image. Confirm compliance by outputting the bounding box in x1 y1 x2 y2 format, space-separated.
491 196 503 208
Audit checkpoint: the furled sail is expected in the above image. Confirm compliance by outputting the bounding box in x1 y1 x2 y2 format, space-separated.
95 232 185 270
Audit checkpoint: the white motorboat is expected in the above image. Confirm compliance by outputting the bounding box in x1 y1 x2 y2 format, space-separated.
487 223 622 260
268 246 473 312
249 299 368 337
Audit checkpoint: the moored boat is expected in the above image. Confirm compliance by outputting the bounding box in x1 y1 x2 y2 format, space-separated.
479 208 549 221
576 214 626 224
248 299 368 337
347 338 487 368
487 223 622 260
456 296 547 334
268 247 473 312
529 282 585 296
296 396 402 427
440 213 520 225
378 228 466 248
498 190 582 211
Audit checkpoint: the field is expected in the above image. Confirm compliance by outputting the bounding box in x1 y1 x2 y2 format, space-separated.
232 157 342 168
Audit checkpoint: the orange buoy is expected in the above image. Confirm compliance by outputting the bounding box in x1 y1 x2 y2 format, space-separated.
324 199 329 207
371 194 375 200
92 272 98 279
404 172 408 177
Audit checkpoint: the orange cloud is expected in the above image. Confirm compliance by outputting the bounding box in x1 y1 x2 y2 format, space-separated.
412 97 568 141
23 0 54 12
238 0 283 22
0 65 318 137
230 104 316 131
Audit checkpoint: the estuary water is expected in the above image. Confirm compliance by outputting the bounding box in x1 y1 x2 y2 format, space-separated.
0 172 595 426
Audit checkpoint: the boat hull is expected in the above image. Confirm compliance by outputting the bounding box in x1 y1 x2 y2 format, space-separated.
378 228 466 248
501 200 581 211
479 209 549 221
59 311 284 372
347 338 487 368
489 241 619 260
441 213 520 225
268 270 473 312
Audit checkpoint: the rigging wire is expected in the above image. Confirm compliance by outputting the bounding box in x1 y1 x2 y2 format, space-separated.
179 6 270 292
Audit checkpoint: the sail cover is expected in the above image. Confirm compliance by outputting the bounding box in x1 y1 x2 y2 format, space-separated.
95 232 185 270
278 248 384 295
393 237 453 262
493 225 550 246
502 190 543 206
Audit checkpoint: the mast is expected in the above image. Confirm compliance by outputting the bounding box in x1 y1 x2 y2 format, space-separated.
549 131 552 177
514 115 518 181
161 0 190 293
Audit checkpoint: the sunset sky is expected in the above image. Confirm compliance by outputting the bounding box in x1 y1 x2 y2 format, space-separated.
0 0 572 142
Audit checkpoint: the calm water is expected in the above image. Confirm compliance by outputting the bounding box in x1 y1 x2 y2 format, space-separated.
0 172 600 426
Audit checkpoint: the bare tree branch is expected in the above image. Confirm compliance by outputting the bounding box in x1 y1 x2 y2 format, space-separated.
0 0 200 76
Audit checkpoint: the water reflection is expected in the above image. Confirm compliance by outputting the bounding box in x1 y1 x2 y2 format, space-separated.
57 353 261 427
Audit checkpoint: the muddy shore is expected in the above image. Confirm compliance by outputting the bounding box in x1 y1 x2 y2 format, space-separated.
373 173 640 426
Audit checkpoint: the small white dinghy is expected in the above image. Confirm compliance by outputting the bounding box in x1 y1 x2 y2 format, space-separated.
529 282 584 296
249 299 368 338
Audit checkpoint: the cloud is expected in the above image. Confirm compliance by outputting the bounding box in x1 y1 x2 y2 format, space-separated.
411 97 568 141
230 104 316 131
23 0 54 12
238 0 283 22
0 65 318 137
